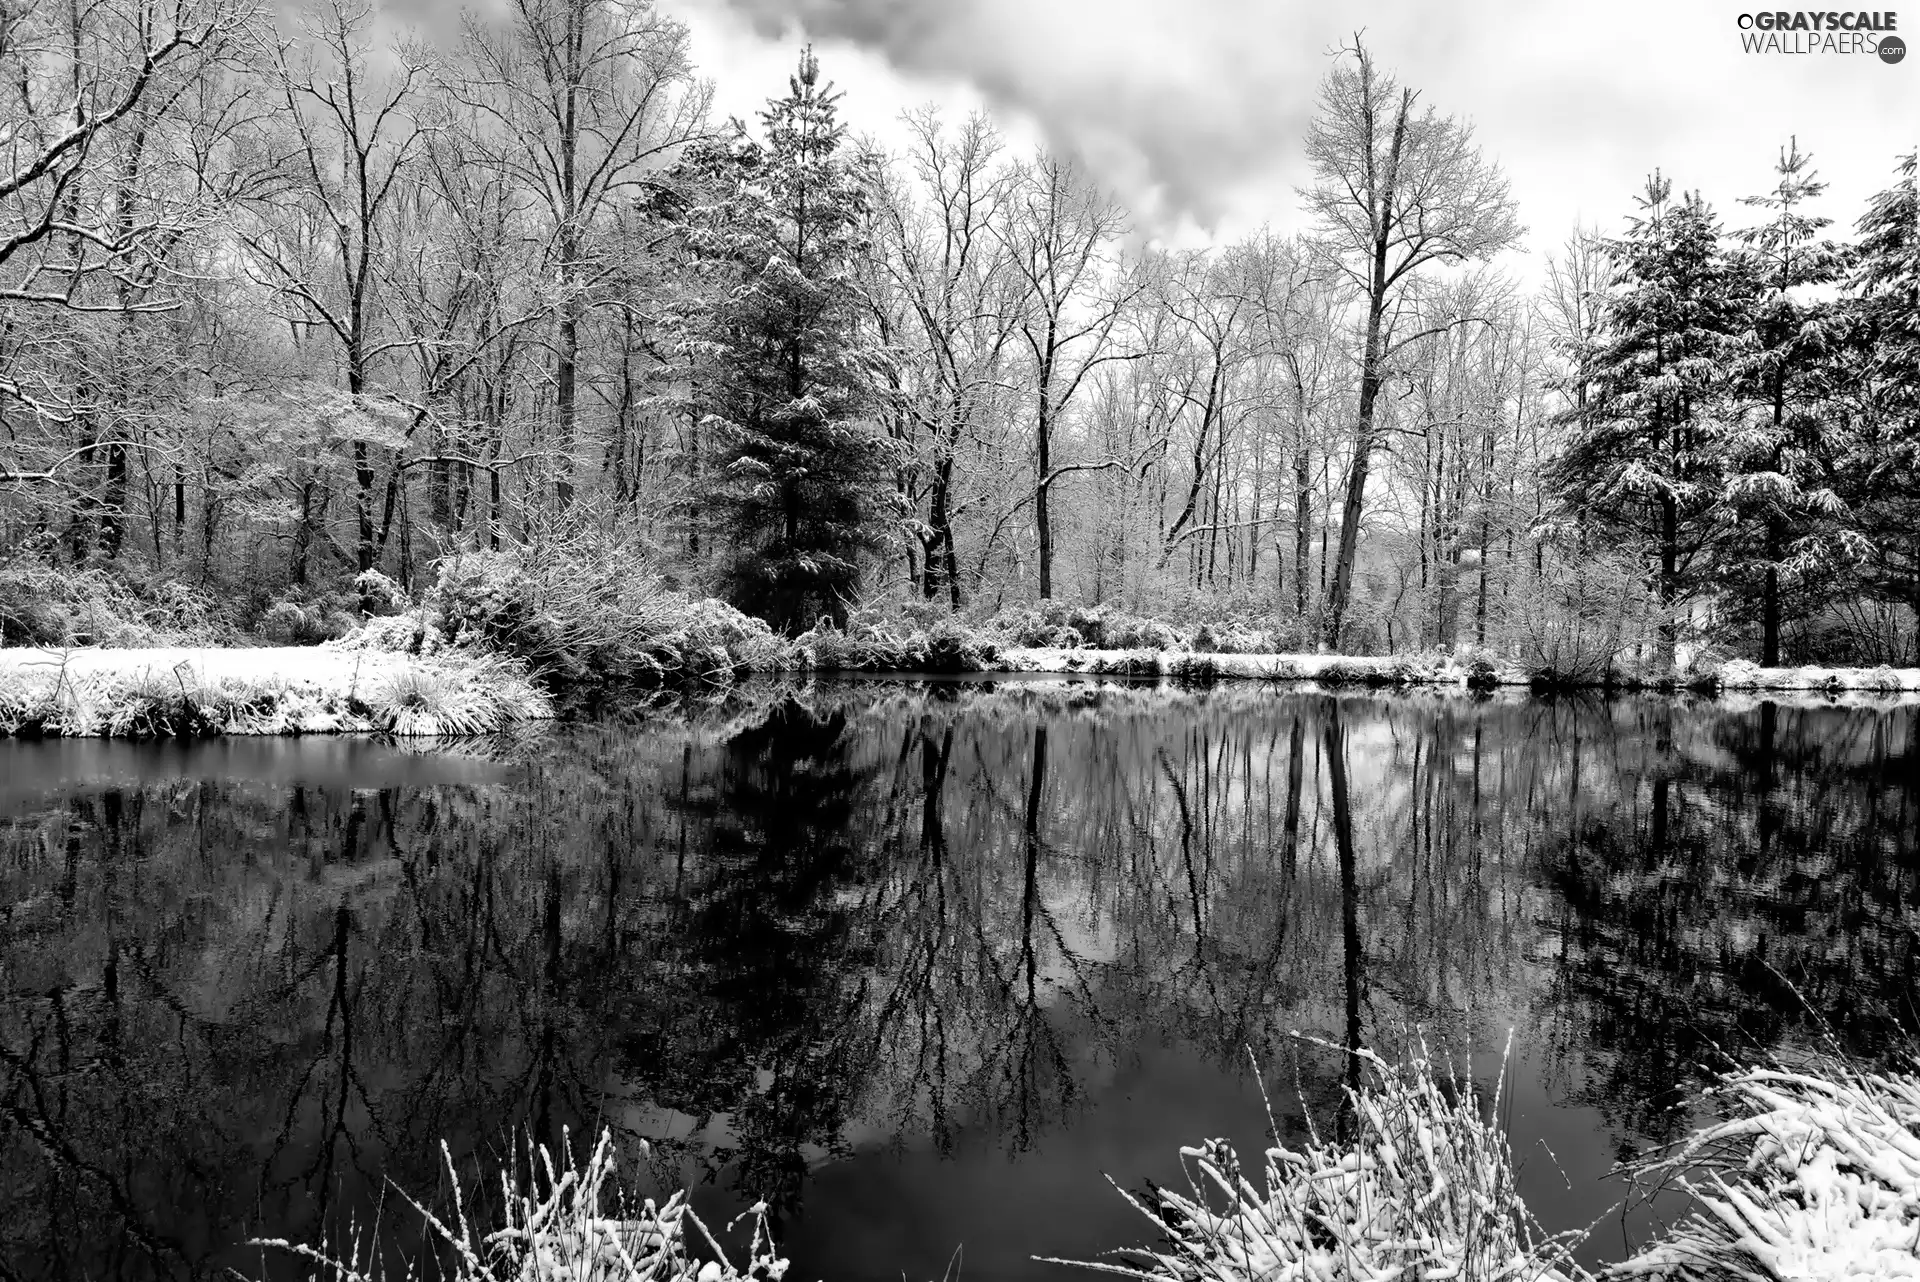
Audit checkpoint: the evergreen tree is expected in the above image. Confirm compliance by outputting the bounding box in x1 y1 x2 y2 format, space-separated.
1721 140 1848 665
1831 152 1920 622
1550 174 1753 671
666 47 895 634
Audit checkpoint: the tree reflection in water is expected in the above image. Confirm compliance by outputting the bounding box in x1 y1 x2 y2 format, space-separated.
1 683 1915 1280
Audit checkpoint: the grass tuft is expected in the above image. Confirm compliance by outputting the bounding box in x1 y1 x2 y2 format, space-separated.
1048 1037 1588 1282
1611 1061 1920 1281
252 1127 790 1282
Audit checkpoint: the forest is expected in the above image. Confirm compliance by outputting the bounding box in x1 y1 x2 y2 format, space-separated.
1 0 1917 679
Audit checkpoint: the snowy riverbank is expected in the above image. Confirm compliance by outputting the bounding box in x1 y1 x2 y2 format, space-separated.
0 646 551 736
993 645 1920 693
5 643 1918 737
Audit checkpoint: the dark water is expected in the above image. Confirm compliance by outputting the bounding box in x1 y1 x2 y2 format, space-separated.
3 680 1917 1281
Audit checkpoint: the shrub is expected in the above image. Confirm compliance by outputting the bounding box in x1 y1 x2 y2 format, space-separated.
1192 621 1270 655
1457 646 1502 690
1863 664 1905 693
1315 658 1372 687
417 543 791 688
1167 651 1221 682
1100 612 1188 651
924 616 996 673
259 596 356 645
0 558 233 647
1498 549 1647 685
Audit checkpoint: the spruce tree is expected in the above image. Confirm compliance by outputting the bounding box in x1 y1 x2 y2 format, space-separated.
1832 152 1920 623
1722 140 1848 665
667 48 895 634
1550 174 1752 671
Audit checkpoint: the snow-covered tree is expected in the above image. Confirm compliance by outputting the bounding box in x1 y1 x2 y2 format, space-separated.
1721 140 1848 665
1831 151 1920 621
1549 174 1753 670
666 48 895 633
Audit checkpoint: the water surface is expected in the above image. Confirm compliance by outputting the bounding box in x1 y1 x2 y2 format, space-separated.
3 680 1916 1280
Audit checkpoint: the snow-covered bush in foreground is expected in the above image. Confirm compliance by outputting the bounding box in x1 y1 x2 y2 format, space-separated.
1050 1042 1587 1282
257 1128 788 1282
1612 1064 1920 1281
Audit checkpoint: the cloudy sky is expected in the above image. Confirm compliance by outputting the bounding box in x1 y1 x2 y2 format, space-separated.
653 0 1916 273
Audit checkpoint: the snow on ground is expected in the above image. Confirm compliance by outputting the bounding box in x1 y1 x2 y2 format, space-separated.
2 645 430 689
0 645 551 736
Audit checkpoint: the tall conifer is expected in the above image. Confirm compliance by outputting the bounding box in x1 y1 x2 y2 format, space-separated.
668 48 894 633
1550 174 1752 670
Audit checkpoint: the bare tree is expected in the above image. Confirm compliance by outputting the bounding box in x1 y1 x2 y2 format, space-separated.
1304 36 1520 649
998 152 1145 599
0 0 253 488
872 107 1019 606
450 0 708 512
239 0 426 581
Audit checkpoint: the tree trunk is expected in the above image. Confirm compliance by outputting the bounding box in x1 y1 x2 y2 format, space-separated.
1323 86 1411 652
354 441 375 575
1036 392 1054 599
1325 304 1388 650
99 442 128 559
1659 491 1679 672
292 480 315 585
926 455 960 606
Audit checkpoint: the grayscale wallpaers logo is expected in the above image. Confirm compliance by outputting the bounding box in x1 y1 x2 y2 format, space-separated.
1736 10 1905 59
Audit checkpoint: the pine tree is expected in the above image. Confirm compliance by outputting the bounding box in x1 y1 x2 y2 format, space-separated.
1550 174 1753 671
666 47 895 634
1721 140 1848 665
1831 152 1920 622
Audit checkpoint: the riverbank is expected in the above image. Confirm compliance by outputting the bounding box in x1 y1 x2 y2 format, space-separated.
991 646 1920 693
4 643 1917 736
0 646 551 736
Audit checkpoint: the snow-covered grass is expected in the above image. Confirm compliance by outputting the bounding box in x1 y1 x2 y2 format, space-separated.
255 1128 786 1282
1050 1040 1589 1282
0 646 551 737
993 648 1920 697
996 647 1521 687
1712 660 1920 694
1611 1063 1920 1281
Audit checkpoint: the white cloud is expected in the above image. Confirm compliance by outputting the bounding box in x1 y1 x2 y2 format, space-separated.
661 0 1918 272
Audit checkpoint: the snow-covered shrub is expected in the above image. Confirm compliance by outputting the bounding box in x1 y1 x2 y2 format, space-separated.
1614 1063 1920 1281
259 597 357 645
0 559 234 647
352 569 411 613
1052 1042 1584 1282
1498 550 1647 685
425 548 704 686
1166 651 1221 681
1455 645 1503 689
986 600 1080 647
1101 613 1188 652
256 1128 790 1282
1314 658 1373 687
923 616 997 672
1862 665 1905 693
1192 621 1270 655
